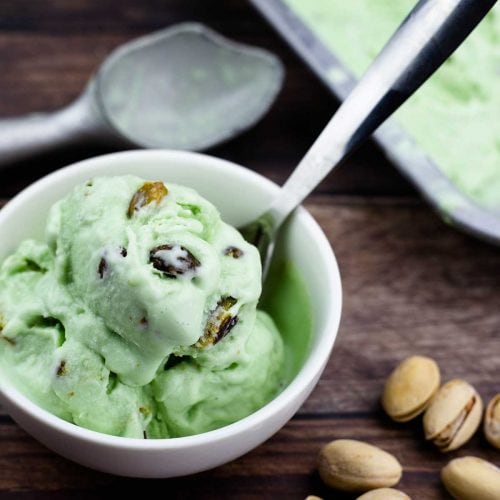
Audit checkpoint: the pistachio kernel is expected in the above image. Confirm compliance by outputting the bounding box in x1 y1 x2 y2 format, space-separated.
56 360 67 377
98 257 108 279
219 296 237 310
224 246 244 259
0 314 15 345
196 296 238 348
139 406 150 417
149 244 200 279
127 181 168 218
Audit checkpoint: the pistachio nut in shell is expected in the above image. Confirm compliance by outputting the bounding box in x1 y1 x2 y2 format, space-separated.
484 394 500 449
357 488 411 500
317 439 402 493
305 497 323 500
441 456 500 500
423 379 482 452
382 355 440 422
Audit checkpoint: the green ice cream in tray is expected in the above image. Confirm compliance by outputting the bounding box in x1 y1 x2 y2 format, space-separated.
252 0 500 243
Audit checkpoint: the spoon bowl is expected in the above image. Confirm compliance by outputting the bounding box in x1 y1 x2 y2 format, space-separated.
97 23 284 150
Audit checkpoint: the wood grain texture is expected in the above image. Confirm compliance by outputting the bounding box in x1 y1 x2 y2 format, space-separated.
0 1 498 499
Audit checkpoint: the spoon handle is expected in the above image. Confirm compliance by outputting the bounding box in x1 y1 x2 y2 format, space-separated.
0 93 105 167
266 0 496 227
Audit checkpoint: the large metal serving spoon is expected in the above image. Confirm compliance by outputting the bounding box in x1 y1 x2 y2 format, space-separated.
240 0 496 275
0 23 283 166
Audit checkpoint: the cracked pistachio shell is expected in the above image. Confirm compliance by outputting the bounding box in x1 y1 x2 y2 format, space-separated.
305 497 323 500
318 439 402 493
382 355 440 422
357 488 411 500
423 379 482 452
441 456 500 500
484 394 500 449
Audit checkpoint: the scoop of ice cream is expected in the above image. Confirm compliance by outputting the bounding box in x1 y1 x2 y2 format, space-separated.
49 176 263 385
0 176 284 438
151 311 284 437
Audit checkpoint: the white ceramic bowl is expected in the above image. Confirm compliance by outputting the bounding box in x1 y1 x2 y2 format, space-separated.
0 150 341 477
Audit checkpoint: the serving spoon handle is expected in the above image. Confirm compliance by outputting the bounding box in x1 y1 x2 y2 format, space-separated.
240 0 496 269
0 94 106 166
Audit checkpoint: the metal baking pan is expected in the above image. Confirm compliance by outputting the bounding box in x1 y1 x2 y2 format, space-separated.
251 0 500 245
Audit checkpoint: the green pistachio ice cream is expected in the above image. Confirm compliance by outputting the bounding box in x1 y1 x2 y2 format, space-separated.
0 176 285 438
285 0 500 207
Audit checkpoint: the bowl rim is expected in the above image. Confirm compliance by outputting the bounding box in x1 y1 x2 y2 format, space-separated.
0 149 342 449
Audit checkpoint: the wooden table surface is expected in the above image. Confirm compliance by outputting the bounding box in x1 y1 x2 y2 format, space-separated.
1 1 498 498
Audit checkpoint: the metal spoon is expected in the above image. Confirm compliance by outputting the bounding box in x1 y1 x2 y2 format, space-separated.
0 23 283 167
239 0 496 275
